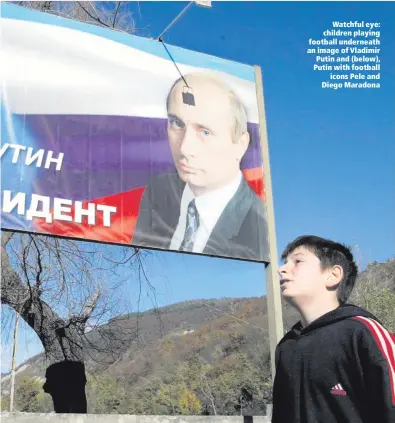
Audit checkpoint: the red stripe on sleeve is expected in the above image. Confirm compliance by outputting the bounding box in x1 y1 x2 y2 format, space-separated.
353 316 395 405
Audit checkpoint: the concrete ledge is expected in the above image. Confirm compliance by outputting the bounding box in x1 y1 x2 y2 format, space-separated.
1 414 271 423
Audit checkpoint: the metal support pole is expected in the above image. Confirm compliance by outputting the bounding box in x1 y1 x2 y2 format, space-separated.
9 312 20 411
254 65 284 381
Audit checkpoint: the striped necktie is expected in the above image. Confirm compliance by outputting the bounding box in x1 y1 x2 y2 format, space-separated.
180 199 200 252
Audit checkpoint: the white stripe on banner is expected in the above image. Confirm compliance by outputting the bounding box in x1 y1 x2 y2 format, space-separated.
0 18 259 123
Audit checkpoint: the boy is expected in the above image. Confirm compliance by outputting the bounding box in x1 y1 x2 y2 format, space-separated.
272 235 395 423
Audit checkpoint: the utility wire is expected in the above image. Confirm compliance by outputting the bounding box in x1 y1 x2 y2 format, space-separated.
156 2 199 90
160 41 190 88
156 1 194 41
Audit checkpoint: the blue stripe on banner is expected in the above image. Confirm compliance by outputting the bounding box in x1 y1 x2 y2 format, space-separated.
1 113 261 202
2 3 255 82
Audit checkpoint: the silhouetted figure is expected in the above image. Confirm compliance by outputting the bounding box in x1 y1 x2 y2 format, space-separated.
235 387 254 414
43 361 87 413
202 404 210 415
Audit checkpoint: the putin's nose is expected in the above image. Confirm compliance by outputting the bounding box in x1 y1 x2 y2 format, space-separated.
179 125 199 157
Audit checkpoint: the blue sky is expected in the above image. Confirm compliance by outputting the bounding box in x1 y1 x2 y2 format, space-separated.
2 1 395 373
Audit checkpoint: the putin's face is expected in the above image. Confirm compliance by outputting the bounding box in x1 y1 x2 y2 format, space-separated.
167 76 249 196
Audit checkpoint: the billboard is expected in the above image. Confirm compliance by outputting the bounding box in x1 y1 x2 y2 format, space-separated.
0 4 270 263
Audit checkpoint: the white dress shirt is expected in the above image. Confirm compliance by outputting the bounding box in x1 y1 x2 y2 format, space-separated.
170 172 243 253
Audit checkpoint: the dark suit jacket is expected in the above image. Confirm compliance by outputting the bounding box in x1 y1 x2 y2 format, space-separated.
132 172 270 262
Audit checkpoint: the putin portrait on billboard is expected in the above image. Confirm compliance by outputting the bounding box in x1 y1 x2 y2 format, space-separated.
133 72 269 262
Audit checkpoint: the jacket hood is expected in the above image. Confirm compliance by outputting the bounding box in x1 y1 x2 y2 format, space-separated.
290 304 380 337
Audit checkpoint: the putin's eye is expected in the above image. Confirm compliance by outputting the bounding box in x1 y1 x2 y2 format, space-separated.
200 129 211 137
169 118 185 129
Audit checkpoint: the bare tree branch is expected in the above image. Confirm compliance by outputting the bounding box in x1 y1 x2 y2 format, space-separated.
80 287 101 323
30 236 44 290
112 1 121 28
200 373 217 415
76 1 112 28
1 231 14 247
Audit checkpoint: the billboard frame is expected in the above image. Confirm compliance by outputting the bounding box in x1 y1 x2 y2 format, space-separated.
254 65 284 380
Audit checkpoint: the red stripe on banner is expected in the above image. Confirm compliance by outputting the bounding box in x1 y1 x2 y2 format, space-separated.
242 167 265 201
33 169 265 244
354 316 395 405
34 187 145 244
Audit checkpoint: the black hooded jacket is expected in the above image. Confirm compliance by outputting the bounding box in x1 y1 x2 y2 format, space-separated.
272 305 395 422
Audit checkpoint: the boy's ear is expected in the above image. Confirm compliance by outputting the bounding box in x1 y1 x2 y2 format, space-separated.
326 265 343 288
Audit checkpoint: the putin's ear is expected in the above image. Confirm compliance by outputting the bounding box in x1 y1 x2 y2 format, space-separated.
236 131 250 159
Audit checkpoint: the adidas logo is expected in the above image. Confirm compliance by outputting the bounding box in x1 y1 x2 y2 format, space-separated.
331 384 347 396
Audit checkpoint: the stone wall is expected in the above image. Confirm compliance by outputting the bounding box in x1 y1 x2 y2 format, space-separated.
1 414 271 423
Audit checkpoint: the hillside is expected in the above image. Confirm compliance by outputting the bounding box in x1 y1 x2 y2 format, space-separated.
1 296 299 415
1 258 394 415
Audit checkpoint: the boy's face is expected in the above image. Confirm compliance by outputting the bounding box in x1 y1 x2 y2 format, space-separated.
278 247 332 303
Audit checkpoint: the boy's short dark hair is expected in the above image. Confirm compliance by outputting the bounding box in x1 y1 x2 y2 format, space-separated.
281 235 358 304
